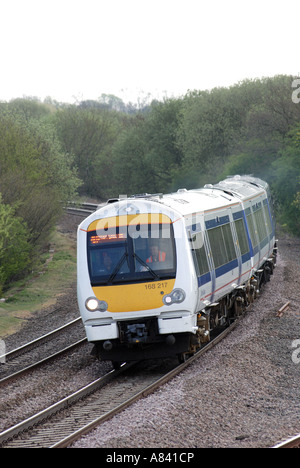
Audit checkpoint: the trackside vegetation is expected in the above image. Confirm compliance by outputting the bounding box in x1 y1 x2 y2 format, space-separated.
0 75 300 293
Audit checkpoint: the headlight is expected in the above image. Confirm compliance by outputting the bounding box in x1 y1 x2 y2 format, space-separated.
171 289 186 303
163 289 186 306
85 297 108 312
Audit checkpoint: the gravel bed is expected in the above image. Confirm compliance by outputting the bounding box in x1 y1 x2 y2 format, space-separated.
0 341 112 432
0 318 86 380
71 235 300 448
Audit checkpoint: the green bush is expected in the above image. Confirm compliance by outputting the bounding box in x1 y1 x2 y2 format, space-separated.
0 194 31 292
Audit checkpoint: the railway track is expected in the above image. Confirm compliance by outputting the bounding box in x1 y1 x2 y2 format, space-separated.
65 202 99 216
0 317 86 385
0 321 240 448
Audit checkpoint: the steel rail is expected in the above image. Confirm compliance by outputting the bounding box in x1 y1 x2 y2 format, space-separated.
53 321 240 448
65 207 96 216
0 338 87 387
0 317 82 363
0 320 239 448
64 202 99 216
0 362 133 447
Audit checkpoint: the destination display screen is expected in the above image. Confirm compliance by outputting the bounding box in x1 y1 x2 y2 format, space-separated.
89 232 126 245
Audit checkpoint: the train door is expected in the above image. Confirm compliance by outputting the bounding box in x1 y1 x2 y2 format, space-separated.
251 197 270 268
244 202 260 274
188 228 213 308
231 208 252 285
205 210 239 303
230 209 242 285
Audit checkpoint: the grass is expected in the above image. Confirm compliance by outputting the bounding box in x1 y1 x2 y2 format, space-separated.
0 230 77 338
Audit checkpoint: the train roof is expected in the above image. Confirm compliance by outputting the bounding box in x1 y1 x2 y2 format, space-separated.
80 176 269 229
131 175 268 217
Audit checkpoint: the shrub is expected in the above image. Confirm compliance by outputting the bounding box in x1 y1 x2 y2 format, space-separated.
0 194 31 291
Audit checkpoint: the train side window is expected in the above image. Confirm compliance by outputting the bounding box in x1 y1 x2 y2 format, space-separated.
191 232 209 276
234 218 250 255
221 224 236 262
207 227 224 268
207 224 236 269
253 207 267 242
263 204 272 235
246 212 258 248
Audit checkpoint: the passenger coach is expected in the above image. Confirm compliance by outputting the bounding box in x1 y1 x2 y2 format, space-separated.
77 176 277 365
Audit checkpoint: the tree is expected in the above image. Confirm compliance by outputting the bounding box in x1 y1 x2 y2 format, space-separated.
55 106 122 197
272 124 300 233
109 116 153 196
143 98 184 192
0 100 81 204
222 136 280 182
98 94 127 113
106 98 185 196
294 188 300 211
0 194 31 293
177 86 249 180
0 109 80 251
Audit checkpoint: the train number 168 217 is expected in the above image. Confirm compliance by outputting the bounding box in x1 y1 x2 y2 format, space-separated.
144 282 168 290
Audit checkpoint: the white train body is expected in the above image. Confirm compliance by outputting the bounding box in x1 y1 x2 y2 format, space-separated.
77 176 276 363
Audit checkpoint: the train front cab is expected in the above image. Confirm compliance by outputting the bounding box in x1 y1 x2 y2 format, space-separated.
78 208 199 364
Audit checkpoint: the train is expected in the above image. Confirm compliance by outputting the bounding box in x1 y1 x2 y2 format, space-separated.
77 175 277 366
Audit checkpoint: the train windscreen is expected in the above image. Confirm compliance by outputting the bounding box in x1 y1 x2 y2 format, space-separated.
87 223 176 285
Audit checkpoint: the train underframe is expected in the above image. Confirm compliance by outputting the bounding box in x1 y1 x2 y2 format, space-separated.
92 248 277 367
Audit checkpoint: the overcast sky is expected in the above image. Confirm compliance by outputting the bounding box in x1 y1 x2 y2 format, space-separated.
0 0 299 104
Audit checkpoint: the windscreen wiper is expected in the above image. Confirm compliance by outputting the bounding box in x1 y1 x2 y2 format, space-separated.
133 253 160 280
107 253 128 284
